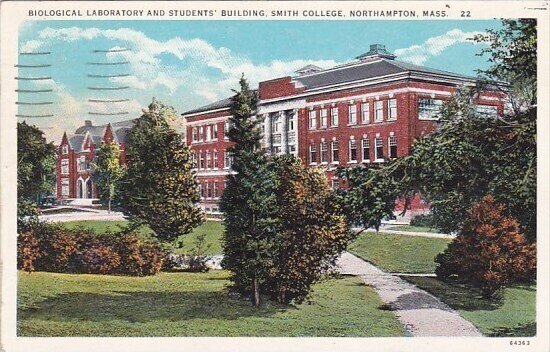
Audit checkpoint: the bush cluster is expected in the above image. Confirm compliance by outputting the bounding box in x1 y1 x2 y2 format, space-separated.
435 195 536 297
410 214 436 228
17 221 165 276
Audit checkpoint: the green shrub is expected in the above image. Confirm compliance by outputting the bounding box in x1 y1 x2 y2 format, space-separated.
410 214 436 228
115 234 165 276
74 241 122 274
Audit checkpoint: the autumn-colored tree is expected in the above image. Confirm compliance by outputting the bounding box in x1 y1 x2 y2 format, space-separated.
268 155 349 304
435 195 536 297
92 139 125 213
118 99 204 242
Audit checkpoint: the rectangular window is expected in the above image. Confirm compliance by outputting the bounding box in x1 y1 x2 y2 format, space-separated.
77 156 87 172
191 151 197 168
206 182 211 198
199 126 204 141
224 120 230 139
212 124 218 140
199 152 205 169
362 139 370 162
331 107 339 126
61 178 69 196
192 127 199 142
199 184 204 198
388 99 397 120
375 137 384 161
309 110 317 130
320 109 328 127
309 144 317 164
389 135 398 159
475 104 498 117
348 105 357 125
272 115 281 133
224 151 232 169
206 126 213 141
375 101 384 122
213 181 219 198
331 141 339 163
320 141 328 163
418 98 443 120
361 102 370 124
62 145 69 154
61 159 69 175
349 139 358 162
287 115 295 131
331 178 339 189
213 151 219 169
206 151 211 169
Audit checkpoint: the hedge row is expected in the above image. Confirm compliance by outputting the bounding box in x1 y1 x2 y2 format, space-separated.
17 221 165 276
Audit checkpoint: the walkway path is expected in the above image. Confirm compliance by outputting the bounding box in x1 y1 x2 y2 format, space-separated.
39 208 126 223
336 251 481 337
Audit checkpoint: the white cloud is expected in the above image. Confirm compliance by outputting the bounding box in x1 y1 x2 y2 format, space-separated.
22 27 340 108
394 29 485 65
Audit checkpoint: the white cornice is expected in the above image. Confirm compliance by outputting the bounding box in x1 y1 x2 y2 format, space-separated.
182 107 230 119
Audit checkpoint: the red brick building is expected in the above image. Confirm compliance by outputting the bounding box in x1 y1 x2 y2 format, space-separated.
56 119 133 202
182 44 505 214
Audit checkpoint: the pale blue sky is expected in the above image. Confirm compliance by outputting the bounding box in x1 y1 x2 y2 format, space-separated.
17 20 502 142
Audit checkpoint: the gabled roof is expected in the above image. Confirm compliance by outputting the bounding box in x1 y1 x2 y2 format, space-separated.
66 119 135 152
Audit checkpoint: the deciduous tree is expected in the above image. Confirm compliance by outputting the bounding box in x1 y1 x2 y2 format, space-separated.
92 139 124 213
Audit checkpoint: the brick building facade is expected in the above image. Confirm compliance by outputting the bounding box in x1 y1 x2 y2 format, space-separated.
182 44 505 214
56 119 133 201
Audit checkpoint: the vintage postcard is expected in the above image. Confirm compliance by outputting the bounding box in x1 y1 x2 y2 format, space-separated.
1 1 548 351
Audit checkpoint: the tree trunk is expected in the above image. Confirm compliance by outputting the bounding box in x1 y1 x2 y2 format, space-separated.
108 198 112 214
253 276 260 307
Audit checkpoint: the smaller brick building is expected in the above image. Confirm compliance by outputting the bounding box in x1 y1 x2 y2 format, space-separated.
56 119 133 201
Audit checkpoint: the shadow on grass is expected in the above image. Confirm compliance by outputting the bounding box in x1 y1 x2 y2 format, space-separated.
18 290 283 323
400 276 504 312
487 322 536 337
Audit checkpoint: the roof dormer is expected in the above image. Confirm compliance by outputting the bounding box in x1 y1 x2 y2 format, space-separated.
295 64 323 75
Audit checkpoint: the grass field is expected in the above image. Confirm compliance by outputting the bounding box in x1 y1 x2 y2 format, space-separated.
348 232 451 273
17 270 404 337
403 276 536 337
61 220 224 255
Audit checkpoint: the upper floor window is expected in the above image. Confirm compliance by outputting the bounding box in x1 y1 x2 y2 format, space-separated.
212 124 218 140
320 141 328 163
475 104 498 117
418 98 443 120
206 182 211 199
206 151 212 169
199 152 205 169
205 126 212 141
361 102 370 124
77 156 88 172
349 139 358 163
61 159 69 175
213 150 219 169
224 151 233 169
272 115 281 133
309 144 317 164
348 104 357 125
320 109 328 128
287 114 295 131
309 110 317 130
213 181 219 198
389 135 398 159
191 151 197 168
224 120 230 139
331 107 339 126
375 101 384 122
375 136 384 161
62 145 69 154
192 127 199 142
198 126 204 141
331 141 339 163
362 138 370 162
388 99 397 120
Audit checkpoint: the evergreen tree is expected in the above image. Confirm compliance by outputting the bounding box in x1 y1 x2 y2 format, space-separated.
118 99 204 242
92 138 125 213
219 75 276 307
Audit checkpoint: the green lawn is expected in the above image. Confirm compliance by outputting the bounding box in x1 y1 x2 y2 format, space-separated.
17 270 404 337
61 220 224 255
348 232 451 273
385 225 441 233
403 276 536 337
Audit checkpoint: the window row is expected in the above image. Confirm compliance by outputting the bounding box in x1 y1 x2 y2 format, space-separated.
308 99 397 130
192 150 233 170
270 114 296 133
191 121 232 143
198 181 226 199
417 98 499 120
309 135 398 165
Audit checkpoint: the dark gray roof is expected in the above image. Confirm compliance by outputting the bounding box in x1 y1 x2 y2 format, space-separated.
294 59 477 90
182 96 233 116
67 119 135 152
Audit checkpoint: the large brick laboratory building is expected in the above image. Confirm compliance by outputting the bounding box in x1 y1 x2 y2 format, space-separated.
182 44 505 214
